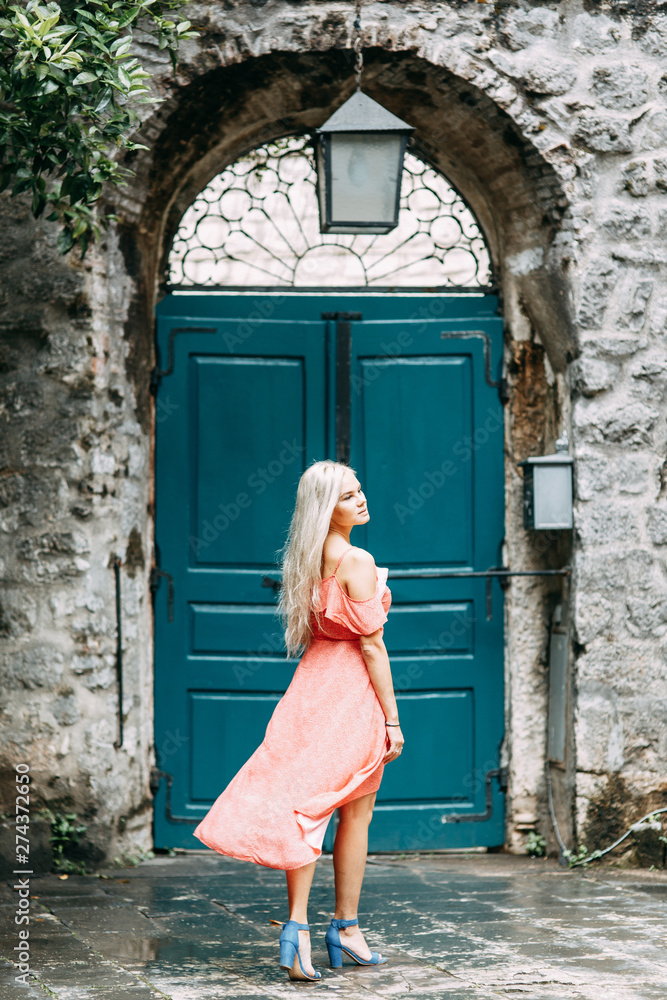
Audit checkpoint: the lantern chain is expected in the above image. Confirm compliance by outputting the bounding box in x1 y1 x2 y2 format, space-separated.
354 0 363 91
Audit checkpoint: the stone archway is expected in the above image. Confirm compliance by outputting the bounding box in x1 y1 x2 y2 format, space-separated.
122 49 575 382
118 44 577 854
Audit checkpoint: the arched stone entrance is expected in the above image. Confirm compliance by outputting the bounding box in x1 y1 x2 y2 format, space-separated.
127 46 575 854
152 128 508 850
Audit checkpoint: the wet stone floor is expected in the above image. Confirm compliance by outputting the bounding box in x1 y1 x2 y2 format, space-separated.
1 852 666 1000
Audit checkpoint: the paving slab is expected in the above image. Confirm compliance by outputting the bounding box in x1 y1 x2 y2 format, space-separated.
1 852 666 999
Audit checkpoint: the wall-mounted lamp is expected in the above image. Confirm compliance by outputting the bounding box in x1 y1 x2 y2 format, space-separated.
520 433 574 531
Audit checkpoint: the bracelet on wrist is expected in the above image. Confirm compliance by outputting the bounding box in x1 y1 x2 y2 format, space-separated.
385 721 400 727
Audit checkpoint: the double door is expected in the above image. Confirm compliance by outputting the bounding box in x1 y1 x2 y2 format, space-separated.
153 293 505 851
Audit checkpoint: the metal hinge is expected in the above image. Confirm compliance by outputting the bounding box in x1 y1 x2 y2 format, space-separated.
442 766 508 824
149 366 162 396
150 567 174 623
151 326 216 395
498 376 510 405
150 767 199 824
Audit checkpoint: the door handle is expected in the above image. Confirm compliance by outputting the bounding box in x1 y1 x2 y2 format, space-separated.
262 576 282 592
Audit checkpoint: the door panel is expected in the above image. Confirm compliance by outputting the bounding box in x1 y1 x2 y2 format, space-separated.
193 355 305 565
153 294 505 851
348 311 504 848
154 312 327 835
360 355 473 565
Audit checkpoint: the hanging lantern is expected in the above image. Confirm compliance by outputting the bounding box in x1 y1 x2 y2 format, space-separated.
314 91 414 235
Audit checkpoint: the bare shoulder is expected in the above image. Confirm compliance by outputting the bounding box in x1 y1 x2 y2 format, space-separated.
343 546 375 571
338 546 377 600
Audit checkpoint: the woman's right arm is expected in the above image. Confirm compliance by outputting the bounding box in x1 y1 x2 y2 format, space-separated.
339 549 404 763
359 632 404 763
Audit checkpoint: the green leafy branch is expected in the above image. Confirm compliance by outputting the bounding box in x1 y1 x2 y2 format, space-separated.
39 807 89 874
0 1 198 256
562 843 603 869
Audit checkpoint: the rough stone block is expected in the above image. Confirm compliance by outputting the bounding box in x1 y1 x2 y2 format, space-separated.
576 258 618 329
576 550 654 592
574 116 633 154
1 646 64 690
622 160 649 198
640 21 667 58
628 350 667 402
575 684 624 772
583 335 647 359
573 358 618 397
575 593 614 644
522 57 577 96
575 643 656 693
575 502 639 545
617 276 654 332
71 652 115 691
647 505 667 545
575 452 614 499
653 158 667 192
601 205 651 241
0 590 37 636
626 593 667 637
641 111 667 152
51 690 80 726
650 295 667 335
571 13 621 54
574 399 659 447
501 8 559 51
622 548 656 589
591 65 648 110
616 453 652 495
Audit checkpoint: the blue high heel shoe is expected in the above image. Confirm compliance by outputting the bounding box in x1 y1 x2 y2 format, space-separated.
279 920 321 981
325 917 387 968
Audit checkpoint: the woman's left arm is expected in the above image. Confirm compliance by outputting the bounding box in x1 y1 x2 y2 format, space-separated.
359 632 404 763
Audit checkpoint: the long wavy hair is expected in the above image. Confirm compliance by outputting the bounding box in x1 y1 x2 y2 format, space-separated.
276 459 354 659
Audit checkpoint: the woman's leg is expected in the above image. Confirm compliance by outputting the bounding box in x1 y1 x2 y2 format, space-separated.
332 791 380 961
285 860 317 975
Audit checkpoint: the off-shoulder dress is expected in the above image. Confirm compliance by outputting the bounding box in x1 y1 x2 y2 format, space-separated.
193 545 392 870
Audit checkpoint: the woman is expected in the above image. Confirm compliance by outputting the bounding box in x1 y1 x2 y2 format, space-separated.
193 460 404 981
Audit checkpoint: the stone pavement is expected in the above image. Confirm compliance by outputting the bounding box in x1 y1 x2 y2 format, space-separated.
1 851 666 1000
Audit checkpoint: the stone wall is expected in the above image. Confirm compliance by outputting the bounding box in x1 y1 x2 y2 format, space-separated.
1 0 666 865
0 204 155 863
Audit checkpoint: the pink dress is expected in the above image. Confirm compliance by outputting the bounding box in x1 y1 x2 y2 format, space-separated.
193 546 392 870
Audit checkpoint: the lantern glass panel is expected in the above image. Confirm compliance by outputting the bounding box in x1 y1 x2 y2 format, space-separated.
330 133 402 229
533 464 573 529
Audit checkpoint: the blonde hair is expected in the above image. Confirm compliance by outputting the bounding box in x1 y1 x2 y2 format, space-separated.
276 459 355 658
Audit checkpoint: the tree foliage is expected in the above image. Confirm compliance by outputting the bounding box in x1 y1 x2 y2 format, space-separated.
0 1 198 255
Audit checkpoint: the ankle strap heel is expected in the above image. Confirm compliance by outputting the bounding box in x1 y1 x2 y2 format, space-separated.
279 920 321 981
325 917 388 968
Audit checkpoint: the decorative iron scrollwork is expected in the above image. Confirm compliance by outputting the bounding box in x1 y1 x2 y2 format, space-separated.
168 135 492 290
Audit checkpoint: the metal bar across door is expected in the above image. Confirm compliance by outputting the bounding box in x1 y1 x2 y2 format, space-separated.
323 311 361 464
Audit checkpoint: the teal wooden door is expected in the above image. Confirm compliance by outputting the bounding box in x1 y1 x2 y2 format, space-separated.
153 294 505 851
